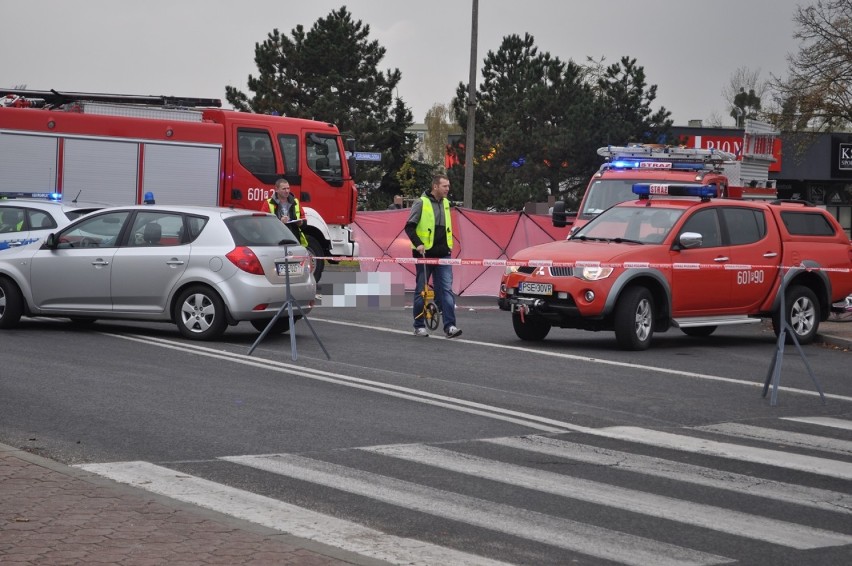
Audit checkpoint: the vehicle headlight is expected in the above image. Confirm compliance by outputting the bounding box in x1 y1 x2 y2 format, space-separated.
578 266 614 281
504 265 520 276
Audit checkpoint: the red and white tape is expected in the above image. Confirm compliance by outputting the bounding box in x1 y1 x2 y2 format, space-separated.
315 256 852 274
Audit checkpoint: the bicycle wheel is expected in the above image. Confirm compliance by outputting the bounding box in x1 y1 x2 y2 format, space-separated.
425 302 440 330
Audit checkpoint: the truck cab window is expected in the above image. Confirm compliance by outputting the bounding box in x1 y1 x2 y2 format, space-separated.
278 134 299 176
237 130 275 176
306 135 342 178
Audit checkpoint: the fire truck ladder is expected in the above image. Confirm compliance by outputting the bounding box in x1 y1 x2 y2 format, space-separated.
0 88 221 109
598 145 736 164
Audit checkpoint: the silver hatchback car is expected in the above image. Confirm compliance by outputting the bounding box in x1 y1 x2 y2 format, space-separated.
0 205 316 340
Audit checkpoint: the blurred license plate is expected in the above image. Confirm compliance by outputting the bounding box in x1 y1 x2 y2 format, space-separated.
519 282 552 295
276 262 303 276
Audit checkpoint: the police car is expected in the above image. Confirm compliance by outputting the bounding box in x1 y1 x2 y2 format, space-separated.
0 193 104 251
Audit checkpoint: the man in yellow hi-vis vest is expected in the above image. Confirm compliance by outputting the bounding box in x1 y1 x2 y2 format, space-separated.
404 174 462 338
261 178 308 247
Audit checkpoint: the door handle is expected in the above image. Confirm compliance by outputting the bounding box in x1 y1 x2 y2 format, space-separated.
763 252 778 258
91 260 110 266
714 256 730 262
166 260 185 266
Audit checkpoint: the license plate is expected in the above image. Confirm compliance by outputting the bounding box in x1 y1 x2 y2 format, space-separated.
276 262 303 276
519 282 552 295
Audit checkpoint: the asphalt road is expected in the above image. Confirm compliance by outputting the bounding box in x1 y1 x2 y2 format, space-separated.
2 297 851 565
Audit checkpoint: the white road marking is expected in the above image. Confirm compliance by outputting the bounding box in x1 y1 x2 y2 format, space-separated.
223 453 733 566
308 317 852 403
103 332 580 433
75 461 512 566
362 443 851 549
485 435 852 514
595 426 852 481
781 416 852 432
693 422 852 456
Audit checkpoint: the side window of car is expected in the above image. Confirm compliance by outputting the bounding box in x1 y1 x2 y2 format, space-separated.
721 208 766 245
185 215 208 242
0 207 24 233
57 211 130 249
780 211 836 236
28 210 56 230
129 212 185 247
680 209 722 248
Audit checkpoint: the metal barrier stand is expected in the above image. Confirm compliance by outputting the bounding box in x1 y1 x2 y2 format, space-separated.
762 267 824 406
247 245 330 361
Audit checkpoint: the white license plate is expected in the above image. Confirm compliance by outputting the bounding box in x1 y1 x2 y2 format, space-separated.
276 262 303 276
519 282 552 295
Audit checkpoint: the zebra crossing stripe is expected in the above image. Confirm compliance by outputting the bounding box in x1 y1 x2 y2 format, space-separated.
75 461 512 566
693 423 852 457
361 443 852 550
485 436 852 515
780 416 852 432
595 426 852 481
223 453 733 566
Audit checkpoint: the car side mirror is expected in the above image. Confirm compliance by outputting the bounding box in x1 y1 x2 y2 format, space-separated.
551 201 576 228
678 231 703 249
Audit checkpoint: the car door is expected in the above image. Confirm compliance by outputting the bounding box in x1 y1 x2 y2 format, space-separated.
0 206 31 251
670 207 735 314
719 206 780 311
29 211 129 311
109 211 190 314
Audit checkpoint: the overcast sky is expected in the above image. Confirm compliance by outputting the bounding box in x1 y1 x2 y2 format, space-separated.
2 0 804 127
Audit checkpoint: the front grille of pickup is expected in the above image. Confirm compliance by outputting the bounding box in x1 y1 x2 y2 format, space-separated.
549 267 573 277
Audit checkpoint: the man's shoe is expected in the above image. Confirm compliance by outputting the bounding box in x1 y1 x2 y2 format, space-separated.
414 327 429 337
444 325 462 338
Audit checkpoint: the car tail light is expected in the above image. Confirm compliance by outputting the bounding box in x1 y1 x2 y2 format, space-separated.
226 246 265 275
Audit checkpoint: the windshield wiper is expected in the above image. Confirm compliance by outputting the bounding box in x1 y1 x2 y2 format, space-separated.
572 235 610 242
572 235 644 244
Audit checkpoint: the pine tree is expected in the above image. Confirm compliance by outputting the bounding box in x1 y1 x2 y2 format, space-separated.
225 7 415 207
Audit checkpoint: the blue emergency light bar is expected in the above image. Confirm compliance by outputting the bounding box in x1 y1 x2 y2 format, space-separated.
632 184 718 199
0 191 62 200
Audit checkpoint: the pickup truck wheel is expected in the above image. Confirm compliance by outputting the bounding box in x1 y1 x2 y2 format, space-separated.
512 312 551 341
614 286 654 351
773 285 819 345
0 277 24 329
682 326 717 337
305 235 325 282
174 286 228 340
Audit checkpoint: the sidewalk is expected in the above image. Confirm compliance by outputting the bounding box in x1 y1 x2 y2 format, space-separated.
818 316 852 350
0 444 387 566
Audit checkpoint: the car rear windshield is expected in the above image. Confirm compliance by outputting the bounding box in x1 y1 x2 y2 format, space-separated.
65 208 103 220
226 214 300 246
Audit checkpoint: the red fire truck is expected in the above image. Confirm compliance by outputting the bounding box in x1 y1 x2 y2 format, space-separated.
552 120 780 233
0 89 360 280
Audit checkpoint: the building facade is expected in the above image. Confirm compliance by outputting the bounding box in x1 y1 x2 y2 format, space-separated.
670 126 852 237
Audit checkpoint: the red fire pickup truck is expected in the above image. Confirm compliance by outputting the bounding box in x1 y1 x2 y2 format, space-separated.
498 184 852 350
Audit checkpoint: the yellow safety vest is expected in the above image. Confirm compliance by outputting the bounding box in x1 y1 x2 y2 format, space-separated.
265 196 308 247
413 195 453 250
